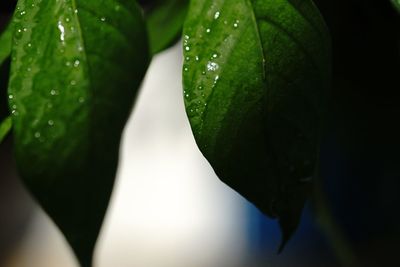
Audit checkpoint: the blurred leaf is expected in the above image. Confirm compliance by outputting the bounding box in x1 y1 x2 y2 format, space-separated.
0 22 12 65
183 0 330 250
0 116 11 143
0 22 12 135
392 0 400 13
146 0 188 54
8 0 149 265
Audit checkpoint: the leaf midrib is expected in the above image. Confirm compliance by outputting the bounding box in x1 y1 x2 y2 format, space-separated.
197 0 266 133
70 0 91 97
246 0 267 80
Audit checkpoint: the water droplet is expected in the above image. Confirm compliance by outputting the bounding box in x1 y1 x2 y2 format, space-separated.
65 61 72 67
206 28 211 33
70 80 77 86
185 46 190 51
8 94 13 100
73 60 80 67
185 57 190 61
195 56 200 61
78 97 85 103
184 67 188 72
212 53 218 59
233 20 240 28
100 17 106 22
214 11 220 19
57 21 65 42
50 89 58 96
34 132 41 138
48 120 54 126
207 61 219 71
15 28 23 39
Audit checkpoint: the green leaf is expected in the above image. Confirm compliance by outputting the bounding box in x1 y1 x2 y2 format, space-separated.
0 22 12 133
146 0 188 54
183 0 330 250
8 0 149 266
0 116 11 143
0 23 12 65
392 0 400 13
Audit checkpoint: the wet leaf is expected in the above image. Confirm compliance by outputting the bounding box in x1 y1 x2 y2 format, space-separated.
183 0 330 250
8 0 149 265
146 0 188 54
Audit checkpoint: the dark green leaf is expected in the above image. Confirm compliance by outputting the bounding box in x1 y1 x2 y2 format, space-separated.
146 0 188 54
8 0 149 265
0 21 12 65
0 116 11 143
392 0 400 13
183 0 330 250
0 22 12 136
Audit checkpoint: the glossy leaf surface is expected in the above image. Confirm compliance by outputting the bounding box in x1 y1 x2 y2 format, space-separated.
8 0 149 265
183 0 330 249
146 0 188 54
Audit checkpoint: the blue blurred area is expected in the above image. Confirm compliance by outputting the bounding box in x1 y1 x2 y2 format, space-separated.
245 201 336 267
320 134 400 244
244 132 400 266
